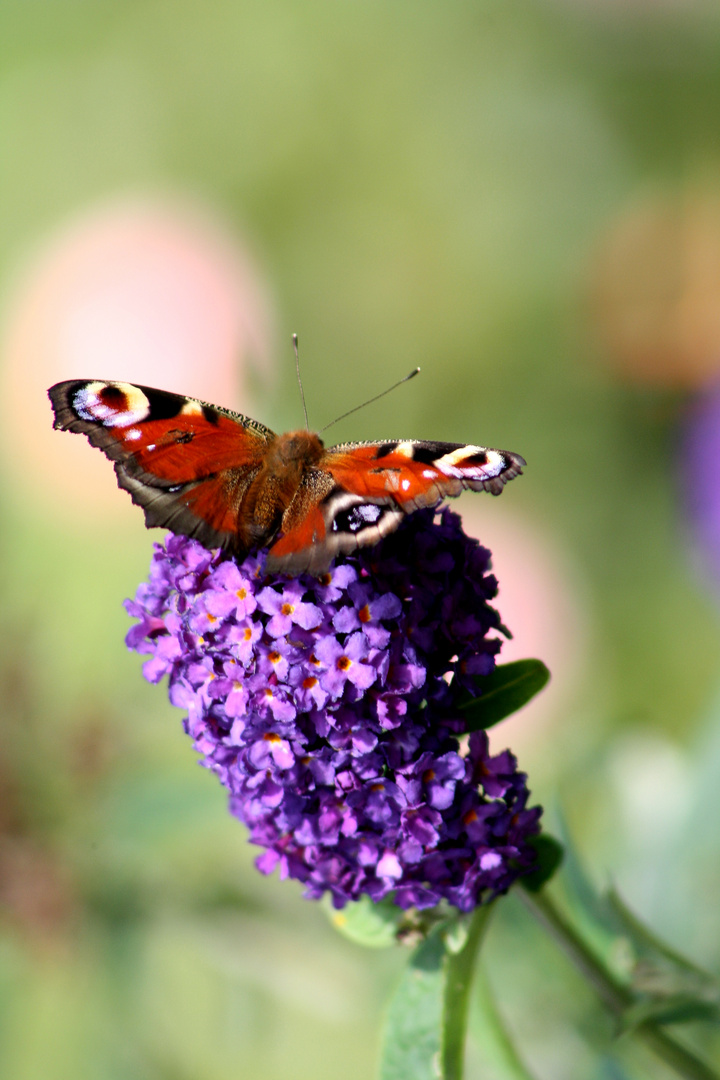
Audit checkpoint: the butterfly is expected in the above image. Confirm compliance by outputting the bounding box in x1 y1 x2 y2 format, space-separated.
48 379 525 575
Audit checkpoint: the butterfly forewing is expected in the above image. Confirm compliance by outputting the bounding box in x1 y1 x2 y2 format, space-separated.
324 439 525 503
49 379 275 551
49 380 274 474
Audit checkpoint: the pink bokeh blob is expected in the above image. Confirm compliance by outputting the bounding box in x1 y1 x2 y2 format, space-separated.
459 499 589 762
1 197 275 522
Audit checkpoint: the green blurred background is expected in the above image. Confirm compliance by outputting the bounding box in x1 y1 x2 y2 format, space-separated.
2 2 720 1077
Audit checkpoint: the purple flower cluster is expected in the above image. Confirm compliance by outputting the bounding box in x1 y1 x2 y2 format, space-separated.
125 508 541 911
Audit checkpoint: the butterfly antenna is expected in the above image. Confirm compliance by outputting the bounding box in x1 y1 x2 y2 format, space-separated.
320 367 421 434
293 333 310 431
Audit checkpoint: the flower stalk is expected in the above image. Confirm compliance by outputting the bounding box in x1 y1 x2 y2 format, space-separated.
441 905 494 1080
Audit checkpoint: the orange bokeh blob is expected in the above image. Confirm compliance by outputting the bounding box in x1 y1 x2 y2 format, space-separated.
591 187 720 388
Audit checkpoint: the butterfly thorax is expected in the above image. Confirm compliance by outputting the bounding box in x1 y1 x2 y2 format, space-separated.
236 430 326 551
269 430 325 467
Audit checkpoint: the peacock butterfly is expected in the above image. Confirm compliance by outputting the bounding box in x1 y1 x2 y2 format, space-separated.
48 379 525 575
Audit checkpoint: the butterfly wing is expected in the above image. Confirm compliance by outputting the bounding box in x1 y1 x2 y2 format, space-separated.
49 380 275 551
50 384 525 575
265 439 525 574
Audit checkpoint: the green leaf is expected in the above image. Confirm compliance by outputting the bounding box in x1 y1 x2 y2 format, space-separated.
323 894 402 949
473 968 540 1080
607 889 717 983
552 809 620 945
458 660 550 732
622 996 720 1032
380 925 447 1080
520 834 564 893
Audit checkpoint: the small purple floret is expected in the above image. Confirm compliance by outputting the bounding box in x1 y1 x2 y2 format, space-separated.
125 508 542 911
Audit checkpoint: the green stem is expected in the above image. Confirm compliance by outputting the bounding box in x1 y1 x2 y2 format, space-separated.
519 887 719 1080
441 904 493 1080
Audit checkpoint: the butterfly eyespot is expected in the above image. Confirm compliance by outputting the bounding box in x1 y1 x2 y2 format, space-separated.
73 381 151 427
331 503 384 535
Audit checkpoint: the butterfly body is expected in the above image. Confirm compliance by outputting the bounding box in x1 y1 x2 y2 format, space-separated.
48 379 525 575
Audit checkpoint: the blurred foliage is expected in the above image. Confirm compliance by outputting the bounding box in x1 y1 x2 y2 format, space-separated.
2 1 720 1078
